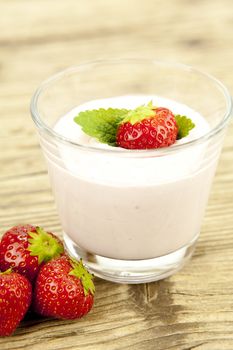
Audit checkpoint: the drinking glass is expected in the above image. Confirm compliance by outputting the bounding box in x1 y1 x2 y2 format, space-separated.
30 59 232 283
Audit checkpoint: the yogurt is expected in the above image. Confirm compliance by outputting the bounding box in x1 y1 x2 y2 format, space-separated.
45 95 217 260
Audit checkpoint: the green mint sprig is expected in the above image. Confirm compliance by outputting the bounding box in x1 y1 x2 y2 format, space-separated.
175 114 195 140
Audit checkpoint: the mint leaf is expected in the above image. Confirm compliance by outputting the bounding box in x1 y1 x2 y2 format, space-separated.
74 108 129 146
175 115 195 140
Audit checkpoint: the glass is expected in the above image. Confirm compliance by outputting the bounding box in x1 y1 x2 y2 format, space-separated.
30 59 232 283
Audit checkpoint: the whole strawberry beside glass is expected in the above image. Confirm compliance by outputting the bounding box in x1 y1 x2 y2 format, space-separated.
0 269 32 336
0 224 95 336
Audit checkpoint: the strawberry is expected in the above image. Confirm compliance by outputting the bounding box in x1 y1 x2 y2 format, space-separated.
0 225 64 282
0 269 32 336
33 255 95 320
116 103 178 149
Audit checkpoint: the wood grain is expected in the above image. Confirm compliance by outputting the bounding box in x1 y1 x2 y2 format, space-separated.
0 0 233 349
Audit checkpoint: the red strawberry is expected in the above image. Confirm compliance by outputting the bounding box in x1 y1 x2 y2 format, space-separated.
116 102 178 149
33 255 95 320
0 269 32 336
0 225 64 282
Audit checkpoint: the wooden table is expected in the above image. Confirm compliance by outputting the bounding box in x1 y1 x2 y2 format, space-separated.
1 1 233 349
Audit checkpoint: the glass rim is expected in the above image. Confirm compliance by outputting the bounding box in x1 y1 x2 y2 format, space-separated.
30 59 233 156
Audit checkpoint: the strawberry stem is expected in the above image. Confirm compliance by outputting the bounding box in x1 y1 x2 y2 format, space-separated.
0 268 12 275
69 259 95 296
121 101 156 125
28 227 64 264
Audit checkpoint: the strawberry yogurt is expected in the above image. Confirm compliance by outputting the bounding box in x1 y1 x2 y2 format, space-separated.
46 95 218 260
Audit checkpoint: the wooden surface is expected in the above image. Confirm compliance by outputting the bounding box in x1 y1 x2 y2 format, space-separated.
0 0 233 349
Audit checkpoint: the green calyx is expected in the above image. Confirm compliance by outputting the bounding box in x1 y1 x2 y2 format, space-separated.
0 268 12 275
69 259 95 296
28 227 64 264
121 101 155 125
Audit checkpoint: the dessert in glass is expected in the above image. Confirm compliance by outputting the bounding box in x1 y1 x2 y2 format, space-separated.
30 60 232 283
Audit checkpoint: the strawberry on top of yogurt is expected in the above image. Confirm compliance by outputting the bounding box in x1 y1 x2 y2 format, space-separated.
74 100 195 150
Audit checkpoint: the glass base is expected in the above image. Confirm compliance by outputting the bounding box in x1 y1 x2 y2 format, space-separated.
63 233 198 284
